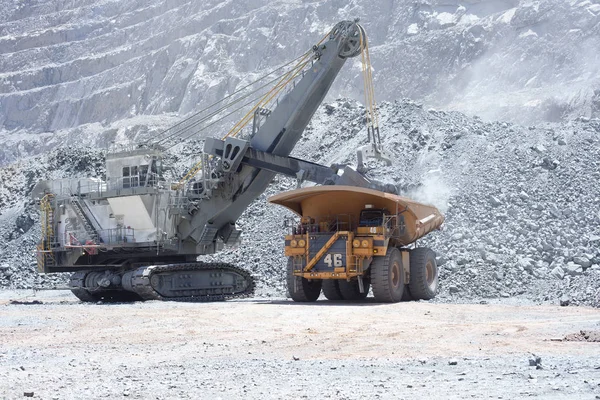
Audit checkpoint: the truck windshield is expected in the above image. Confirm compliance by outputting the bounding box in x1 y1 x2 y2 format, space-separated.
359 209 384 227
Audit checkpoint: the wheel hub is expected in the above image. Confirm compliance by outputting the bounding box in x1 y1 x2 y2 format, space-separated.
391 262 400 288
426 261 435 285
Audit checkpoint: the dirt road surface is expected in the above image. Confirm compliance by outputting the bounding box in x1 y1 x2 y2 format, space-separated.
1 290 599 399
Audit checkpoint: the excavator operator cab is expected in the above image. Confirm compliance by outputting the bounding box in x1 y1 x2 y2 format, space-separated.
106 146 165 190
121 158 163 188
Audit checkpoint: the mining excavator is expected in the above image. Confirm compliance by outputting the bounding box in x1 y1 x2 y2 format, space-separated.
32 20 395 302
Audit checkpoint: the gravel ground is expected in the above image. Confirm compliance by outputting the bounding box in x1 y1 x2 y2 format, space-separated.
1 291 599 399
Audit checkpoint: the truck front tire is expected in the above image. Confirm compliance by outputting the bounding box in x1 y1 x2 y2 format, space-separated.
371 247 405 303
287 257 321 302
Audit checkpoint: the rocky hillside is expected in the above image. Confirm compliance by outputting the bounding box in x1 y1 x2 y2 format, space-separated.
1 99 598 307
1 0 600 165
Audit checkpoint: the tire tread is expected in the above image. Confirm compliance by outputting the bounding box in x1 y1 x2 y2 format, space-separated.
408 247 438 300
286 258 321 302
322 280 344 300
371 247 404 303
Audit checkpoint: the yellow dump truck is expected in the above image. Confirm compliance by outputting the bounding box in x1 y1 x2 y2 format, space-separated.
269 185 445 303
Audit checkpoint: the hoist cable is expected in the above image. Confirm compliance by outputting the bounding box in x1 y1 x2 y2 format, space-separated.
150 50 312 145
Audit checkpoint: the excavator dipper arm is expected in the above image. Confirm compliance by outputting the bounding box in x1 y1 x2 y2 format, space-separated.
178 20 368 249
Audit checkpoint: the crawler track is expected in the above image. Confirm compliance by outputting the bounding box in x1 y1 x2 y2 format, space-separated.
129 262 255 302
69 263 255 302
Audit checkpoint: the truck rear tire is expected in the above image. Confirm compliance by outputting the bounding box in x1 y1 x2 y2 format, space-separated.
322 280 344 300
401 285 413 301
287 258 321 302
338 279 369 301
408 248 438 300
370 247 405 303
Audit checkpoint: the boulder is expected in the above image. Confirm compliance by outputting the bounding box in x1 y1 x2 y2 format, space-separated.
573 256 591 269
564 262 583 276
550 266 565 279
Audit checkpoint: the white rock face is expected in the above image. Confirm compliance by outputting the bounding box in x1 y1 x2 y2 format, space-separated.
1 0 600 164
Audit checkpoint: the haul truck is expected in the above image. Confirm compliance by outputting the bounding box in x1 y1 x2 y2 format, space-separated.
269 185 445 303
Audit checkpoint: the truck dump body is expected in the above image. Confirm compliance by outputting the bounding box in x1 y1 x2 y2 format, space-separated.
269 185 444 246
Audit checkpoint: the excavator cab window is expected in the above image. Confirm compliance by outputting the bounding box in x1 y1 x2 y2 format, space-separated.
359 209 386 227
149 160 159 185
122 166 139 188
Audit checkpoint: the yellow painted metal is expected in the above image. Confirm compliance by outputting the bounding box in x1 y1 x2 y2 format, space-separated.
284 234 307 256
269 186 444 246
278 186 443 280
345 231 355 273
371 235 388 256
359 26 380 136
36 194 56 273
285 247 306 257
352 236 373 258
305 231 310 263
297 271 364 279
353 248 372 257
373 246 387 256
357 226 384 235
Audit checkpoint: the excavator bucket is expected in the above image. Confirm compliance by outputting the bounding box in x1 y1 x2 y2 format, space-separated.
356 142 393 172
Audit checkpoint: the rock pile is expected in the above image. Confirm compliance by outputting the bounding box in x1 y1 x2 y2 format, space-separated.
208 99 600 306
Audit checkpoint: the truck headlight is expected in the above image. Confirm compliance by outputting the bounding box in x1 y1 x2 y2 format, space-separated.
290 240 298 247
361 240 369 248
352 239 360 248
298 239 306 247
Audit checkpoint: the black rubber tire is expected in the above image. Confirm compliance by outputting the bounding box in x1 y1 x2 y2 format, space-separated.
408 247 438 300
338 279 369 301
286 258 321 302
401 285 413 301
322 280 344 300
371 247 405 303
